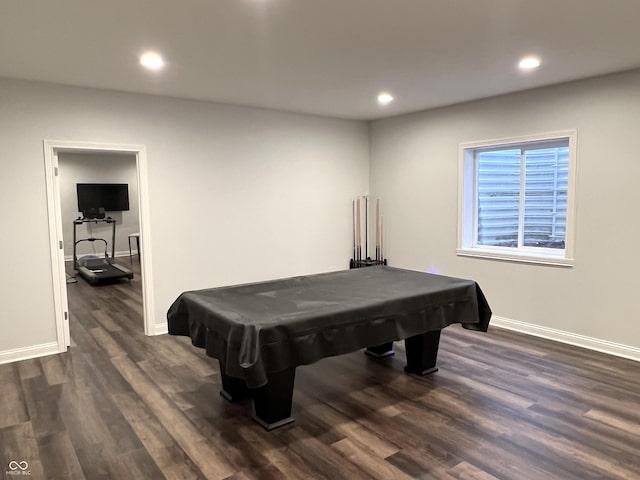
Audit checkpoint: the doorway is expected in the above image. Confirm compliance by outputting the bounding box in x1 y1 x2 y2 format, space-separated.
44 140 156 353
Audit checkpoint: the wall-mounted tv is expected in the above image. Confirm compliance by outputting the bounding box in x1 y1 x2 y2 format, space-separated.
77 183 130 212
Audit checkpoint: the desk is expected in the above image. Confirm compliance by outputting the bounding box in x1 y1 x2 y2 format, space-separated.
128 233 140 261
167 266 491 430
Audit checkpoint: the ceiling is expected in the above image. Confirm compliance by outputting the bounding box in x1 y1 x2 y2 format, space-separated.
2 0 640 120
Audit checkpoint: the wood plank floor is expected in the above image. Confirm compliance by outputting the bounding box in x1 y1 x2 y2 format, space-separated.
2 259 639 479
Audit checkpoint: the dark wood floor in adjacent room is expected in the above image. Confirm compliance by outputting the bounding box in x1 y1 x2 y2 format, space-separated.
1 259 639 479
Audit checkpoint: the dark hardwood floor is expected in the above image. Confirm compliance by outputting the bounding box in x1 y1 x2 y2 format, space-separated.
2 259 639 479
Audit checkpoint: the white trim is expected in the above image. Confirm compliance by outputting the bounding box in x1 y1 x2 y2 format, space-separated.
456 248 574 267
564 130 578 262
136 146 158 336
0 342 60 365
43 140 158 347
459 130 577 151
153 322 168 335
44 143 70 351
491 316 640 362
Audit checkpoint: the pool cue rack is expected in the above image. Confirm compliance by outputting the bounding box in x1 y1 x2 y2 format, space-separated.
350 257 387 269
350 195 387 269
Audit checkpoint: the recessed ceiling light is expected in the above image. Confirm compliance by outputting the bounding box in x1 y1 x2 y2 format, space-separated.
140 51 165 71
377 92 394 105
518 56 541 71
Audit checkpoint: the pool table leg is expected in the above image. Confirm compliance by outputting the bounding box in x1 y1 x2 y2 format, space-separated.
251 368 296 431
219 360 251 402
404 330 441 375
219 361 296 430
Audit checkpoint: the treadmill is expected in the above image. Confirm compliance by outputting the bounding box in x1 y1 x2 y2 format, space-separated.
73 216 134 285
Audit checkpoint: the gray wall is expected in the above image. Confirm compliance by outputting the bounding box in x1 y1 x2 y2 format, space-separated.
59 152 139 260
0 77 369 355
2 68 639 360
370 68 640 350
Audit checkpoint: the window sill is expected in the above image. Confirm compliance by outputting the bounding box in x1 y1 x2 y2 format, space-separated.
456 248 574 267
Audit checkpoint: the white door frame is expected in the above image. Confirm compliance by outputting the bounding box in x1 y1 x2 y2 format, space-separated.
44 139 157 351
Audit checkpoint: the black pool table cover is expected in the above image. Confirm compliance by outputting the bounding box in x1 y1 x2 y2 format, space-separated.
167 266 492 389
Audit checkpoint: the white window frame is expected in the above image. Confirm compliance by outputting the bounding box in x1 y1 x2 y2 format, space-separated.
457 130 577 267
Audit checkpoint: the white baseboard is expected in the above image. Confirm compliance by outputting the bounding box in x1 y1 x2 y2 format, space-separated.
0 342 60 365
3 320 635 365
152 322 168 335
491 316 640 362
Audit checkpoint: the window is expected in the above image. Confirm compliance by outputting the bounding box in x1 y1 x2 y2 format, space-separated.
458 131 576 266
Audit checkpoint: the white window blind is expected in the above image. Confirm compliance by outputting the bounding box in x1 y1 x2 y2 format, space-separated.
476 145 568 249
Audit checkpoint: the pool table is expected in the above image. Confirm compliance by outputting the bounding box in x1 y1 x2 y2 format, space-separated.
167 266 491 430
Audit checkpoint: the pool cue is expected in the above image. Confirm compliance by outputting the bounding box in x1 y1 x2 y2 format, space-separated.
356 197 361 261
352 199 357 262
375 198 380 261
380 215 384 262
364 195 368 260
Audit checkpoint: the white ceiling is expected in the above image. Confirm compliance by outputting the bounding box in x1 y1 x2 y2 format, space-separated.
2 0 640 120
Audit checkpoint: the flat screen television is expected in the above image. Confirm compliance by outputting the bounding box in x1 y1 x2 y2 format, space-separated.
77 183 130 212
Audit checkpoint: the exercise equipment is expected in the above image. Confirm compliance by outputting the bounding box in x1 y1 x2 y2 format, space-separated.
73 217 133 285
